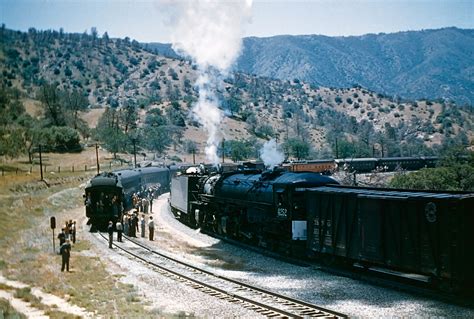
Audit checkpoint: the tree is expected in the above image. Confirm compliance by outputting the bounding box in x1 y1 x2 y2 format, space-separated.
95 107 129 157
166 102 186 127
121 99 138 133
284 138 310 160
226 140 254 162
145 108 167 127
62 89 89 130
37 83 66 126
144 126 170 155
183 140 198 154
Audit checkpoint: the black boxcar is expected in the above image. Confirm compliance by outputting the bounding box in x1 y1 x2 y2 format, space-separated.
305 186 474 291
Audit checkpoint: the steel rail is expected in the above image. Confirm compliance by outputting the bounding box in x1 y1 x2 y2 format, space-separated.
98 232 346 318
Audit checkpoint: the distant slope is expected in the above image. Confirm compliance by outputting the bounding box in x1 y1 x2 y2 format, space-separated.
235 28 474 105
146 28 474 105
1 27 472 160
144 42 180 59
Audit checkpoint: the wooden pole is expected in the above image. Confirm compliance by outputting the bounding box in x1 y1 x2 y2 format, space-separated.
96 143 100 174
39 145 43 181
133 139 137 168
221 139 225 163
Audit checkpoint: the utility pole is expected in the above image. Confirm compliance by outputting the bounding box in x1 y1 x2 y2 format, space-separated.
95 143 100 174
335 138 339 159
192 149 196 164
133 139 137 168
221 139 225 163
39 144 43 181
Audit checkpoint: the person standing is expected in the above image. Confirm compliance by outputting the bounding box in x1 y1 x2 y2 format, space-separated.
57 228 66 251
129 214 136 237
107 221 114 248
71 221 76 244
123 215 129 236
64 222 70 240
60 239 72 272
133 213 139 236
116 220 123 242
148 216 155 241
149 197 153 213
140 215 146 238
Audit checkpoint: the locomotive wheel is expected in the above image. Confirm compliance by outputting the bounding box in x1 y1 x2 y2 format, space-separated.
322 255 337 267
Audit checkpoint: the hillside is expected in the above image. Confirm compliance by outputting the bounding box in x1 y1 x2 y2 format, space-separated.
236 28 474 106
148 28 474 105
1 27 473 163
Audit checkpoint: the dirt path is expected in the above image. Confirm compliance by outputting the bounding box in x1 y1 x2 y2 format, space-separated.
0 275 93 318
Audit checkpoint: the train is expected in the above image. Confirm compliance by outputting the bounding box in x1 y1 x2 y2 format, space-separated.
284 156 439 174
84 166 177 228
169 166 474 293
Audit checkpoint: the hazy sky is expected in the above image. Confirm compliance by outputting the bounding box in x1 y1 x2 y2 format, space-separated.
1 0 473 42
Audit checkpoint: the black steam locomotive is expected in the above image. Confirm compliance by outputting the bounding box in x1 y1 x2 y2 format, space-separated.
170 167 474 292
85 166 177 228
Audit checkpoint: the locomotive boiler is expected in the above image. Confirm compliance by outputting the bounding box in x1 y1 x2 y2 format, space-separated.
171 168 339 255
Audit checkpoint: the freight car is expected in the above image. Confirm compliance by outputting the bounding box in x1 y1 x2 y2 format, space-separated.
305 186 474 291
85 166 176 228
170 168 474 293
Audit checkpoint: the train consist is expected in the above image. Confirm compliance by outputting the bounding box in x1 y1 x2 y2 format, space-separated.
84 166 177 228
284 156 439 174
170 166 474 293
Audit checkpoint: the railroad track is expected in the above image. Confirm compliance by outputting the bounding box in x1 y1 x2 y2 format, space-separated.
97 233 347 318
204 231 474 308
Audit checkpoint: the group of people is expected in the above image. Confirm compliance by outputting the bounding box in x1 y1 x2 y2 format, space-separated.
107 212 156 248
57 220 77 272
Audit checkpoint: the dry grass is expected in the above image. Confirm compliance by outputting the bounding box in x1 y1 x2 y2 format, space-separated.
0 154 157 317
0 297 27 319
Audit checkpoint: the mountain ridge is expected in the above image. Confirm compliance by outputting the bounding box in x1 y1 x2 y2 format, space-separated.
146 27 474 105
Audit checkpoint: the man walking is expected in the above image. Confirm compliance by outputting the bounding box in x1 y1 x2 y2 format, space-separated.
116 220 123 242
60 239 72 272
107 221 114 248
140 215 146 238
148 216 155 241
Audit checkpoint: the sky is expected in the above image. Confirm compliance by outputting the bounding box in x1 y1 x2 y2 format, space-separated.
1 0 473 43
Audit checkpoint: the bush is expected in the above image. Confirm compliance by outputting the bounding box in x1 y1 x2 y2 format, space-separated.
40 126 82 152
64 67 72 77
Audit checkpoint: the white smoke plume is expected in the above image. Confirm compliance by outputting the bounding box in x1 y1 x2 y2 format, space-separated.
260 139 285 169
169 0 253 165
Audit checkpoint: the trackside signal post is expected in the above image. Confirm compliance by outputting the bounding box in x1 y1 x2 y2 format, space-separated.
50 216 56 253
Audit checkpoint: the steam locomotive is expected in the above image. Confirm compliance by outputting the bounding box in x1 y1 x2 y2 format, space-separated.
85 166 177 228
170 167 474 293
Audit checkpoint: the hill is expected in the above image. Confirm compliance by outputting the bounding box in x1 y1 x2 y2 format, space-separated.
236 28 474 106
148 28 474 105
0 27 473 163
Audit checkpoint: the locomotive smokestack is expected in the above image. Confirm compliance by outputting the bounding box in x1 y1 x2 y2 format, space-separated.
260 139 285 170
169 0 253 165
